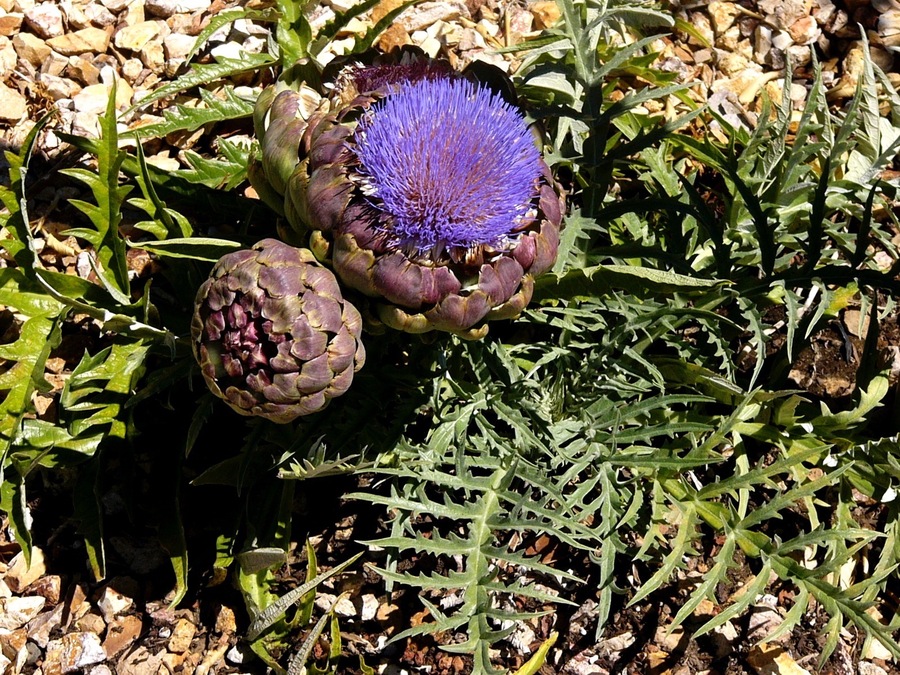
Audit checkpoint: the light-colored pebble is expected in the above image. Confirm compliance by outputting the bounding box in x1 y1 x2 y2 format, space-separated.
12 30 50 64
144 0 208 17
84 2 116 26
167 618 196 653
96 585 135 622
41 72 83 100
46 26 111 54
24 1 64 38
114 19 164 51
162 31 192 59
399 0 468 32
139 39 164 72
0 36 16 72
0 596 45 631
44 632 107 673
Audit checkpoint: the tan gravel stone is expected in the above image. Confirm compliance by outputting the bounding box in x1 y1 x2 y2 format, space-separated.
46 26 110 54
4 549 46 594
161 652 184 672
0 35 15 71
0 12 22 35
61 0 91 28
75 611 107 635
689 11 715 46
41 50 69 75
67 55 101 85
114 19 163 51
72 110 101 136
145 0 209 17
167 617 196 653
13 32 50 65
100 0 129 11
40 72 83 100
102 615 143 659
506 4 532 40
73 82 109 112
121 56 143 81
26 602 64 648
0 82 30 122
120 0 144 25
708 1 740 34
28 574 62 605
213 604 236 634
162 31 191 59
140 39 164 72
880 11 900 49
758 0 813 30
528 0 559 28
788 15 818 44
0 627 27 672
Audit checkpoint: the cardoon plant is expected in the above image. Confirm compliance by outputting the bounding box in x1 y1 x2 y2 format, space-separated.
251 53 564 338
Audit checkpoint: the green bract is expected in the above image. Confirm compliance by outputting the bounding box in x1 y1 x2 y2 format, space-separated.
250 52 564 339
191 238 366 423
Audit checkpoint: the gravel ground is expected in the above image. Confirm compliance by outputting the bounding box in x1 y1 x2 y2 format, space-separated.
2 0 900 673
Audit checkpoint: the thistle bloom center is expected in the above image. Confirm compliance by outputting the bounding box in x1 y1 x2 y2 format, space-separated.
352 77 542 257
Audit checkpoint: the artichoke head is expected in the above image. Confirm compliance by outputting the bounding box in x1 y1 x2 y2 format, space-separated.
191 239 365 423
250 51 564 339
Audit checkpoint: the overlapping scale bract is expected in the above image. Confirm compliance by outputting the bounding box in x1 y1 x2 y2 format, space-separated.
191 239 365 423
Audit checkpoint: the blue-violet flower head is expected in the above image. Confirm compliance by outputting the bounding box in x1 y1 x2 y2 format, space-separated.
352 77 542 258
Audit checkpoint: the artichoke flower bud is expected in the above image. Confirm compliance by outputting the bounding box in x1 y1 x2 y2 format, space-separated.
191 239 366 423
252 52 564 339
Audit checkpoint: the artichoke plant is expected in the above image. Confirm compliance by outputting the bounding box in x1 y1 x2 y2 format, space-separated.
192 239 365 423
251 53 563 339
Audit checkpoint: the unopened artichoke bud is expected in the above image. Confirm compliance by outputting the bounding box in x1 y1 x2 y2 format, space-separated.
282 59 564 339
191 239 366 423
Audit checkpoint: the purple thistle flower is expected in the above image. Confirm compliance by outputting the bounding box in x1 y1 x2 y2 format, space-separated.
352 77 542 257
